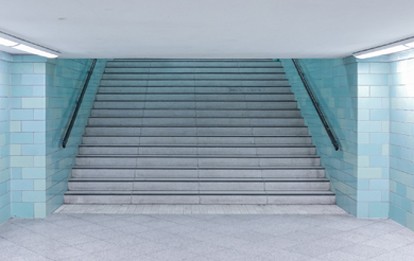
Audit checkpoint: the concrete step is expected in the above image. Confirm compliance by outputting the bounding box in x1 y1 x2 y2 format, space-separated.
67 178 331 191
71 167 326 179
84 126 309 136
87 117 305 127
106 60 281 68
95 93 295 101
75 155 321 167
64 190 335 205
93 101 298 109
78 145 317 155
101 73 287 80
90 109 301 118
100 79 290 87
82 136 313 145
98 86 292 93
105 67 285 74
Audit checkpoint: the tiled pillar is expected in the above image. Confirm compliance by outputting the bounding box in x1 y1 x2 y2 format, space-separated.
9 56 48 218
388 51 414 229
2 54 106 219
356 61 390 218
0 52 11 222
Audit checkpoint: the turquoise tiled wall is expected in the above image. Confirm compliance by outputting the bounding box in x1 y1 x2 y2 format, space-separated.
283 51 414 226
0 52 11 223
388 50 414 230
282 59 359 215
45 59 106 214
0 51 106 220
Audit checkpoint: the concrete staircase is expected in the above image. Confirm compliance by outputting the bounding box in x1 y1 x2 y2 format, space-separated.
64 59 335 205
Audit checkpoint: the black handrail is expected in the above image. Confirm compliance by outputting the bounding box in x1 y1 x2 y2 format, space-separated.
291 59 340 151
62 59 97 148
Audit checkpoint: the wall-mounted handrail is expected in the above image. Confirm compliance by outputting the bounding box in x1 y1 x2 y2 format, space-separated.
291 59 340 151
62 59 97 148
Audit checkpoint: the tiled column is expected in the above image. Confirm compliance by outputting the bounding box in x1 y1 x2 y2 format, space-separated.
9 56 48 218
0 52 11 222
5 55 105 219
388 50 414 229
356 61 390 218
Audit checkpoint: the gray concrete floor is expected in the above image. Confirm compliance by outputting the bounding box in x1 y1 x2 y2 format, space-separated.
1 205 414 261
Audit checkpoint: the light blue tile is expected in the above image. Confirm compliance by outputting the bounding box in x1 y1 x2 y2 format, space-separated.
11 202 34 218
368 202 389 218
22 191 45 202
358 190 382 201
21 121 45 132
10 180 34 191
11 168 22 178
33 109 45 120
369 179 389 190
21 74 45 85
370 86 389 97
34 202 46 218
10 133 33 144
21 144 46 155
33 133 46 143
369 63 390 74
22 168 45 179
21 98 45 109
10 109 34 120
358 73 388 86
11 191 22 202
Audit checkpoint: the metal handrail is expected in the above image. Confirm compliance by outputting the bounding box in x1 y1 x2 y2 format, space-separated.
291 59 340 151
62 59 97 148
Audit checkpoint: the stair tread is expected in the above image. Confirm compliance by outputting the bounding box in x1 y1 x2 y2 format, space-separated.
78 154 319 158
65 190 334 195
79 144 314 148
68 177 329 182
72 166 325 169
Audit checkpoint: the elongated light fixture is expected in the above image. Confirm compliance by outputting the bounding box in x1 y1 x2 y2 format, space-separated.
0 31 59 58
354 37 414 59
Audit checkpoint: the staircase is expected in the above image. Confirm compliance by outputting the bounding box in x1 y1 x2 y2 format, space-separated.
64 59 335 205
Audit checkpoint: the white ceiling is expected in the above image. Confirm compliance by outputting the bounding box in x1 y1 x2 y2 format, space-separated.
1 0 414 58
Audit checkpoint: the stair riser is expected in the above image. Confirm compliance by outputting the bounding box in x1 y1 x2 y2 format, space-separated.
90 109 301 118
64 195 335 205
79 147 317 155
68 181 330 191
88 118 305 127
106 61 282 68
85 127 308 136
102 74 287 80
100 80 290 87
98 87 293 93
93 101 298 109
75 157 321 167
82 136 313 145
71 169 326 179
95 94 295 101
105 67 285 73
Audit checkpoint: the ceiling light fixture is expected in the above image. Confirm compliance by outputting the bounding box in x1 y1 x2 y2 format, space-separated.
354 37 414 59
0 30 59 58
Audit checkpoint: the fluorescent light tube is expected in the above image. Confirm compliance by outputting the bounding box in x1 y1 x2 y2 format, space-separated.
0 36 18 47
354 45 410 59
13 44 58 58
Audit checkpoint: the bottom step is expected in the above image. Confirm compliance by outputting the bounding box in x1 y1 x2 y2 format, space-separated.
64 191 335 205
